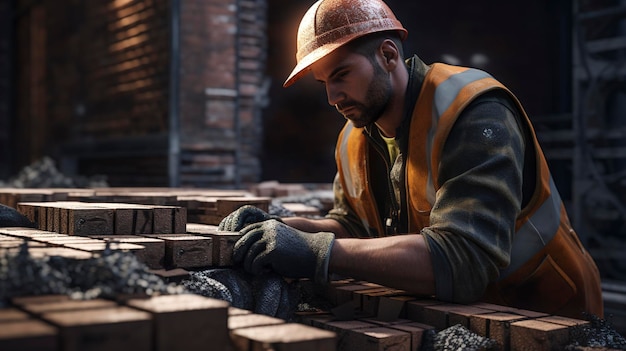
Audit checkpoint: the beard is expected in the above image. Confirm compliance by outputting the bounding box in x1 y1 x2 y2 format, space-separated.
336 62 392 128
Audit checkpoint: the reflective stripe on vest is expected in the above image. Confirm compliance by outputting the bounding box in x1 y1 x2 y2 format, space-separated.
499 177 562 279
426 67 563 279
425 68 494 205
338 64 563 271
339 122 374 233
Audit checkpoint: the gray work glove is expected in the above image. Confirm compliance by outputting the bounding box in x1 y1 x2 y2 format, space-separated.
218 205 282 232
232 219 335 284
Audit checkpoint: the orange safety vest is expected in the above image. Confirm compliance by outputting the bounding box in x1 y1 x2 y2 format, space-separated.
335 63 603 318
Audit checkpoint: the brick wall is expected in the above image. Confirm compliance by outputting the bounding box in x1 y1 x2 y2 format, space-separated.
179 0 267 187
6 0 267 187
0 0 12 179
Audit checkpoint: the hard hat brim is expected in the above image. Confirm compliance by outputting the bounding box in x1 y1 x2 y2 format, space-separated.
283 27 407 87
283 41 345 88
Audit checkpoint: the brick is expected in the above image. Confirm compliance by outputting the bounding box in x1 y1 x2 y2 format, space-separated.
280 203 320 216
298 313 335 328
65 203 115 235
358 317 413 327
38 237 101 246
0 239 45 249
0 227 56 238
185 223 241 266
23 247 93 260
41 306 152 351
229 307 252 316
0 308 30 322
445 304 493 328
0 319 58 351
376 295 418 321
469 312 527 350
90 235 165 269
387 322 434 351
352 287 389 310
16 202 39 225
148 268 190 283
89 203 154 235
422 303 492 330
537 315 590 328
405 299 443 324
231 323 336 351
11 295 72 306
149 234 212 269
189 197 271 225
359 288 406 317
216 197 270 217
127 294 230 351
61 241 145 253
20 298 117 316
470 302 549 318
228 313 284 330
343 326 411 351
510 319 570 351
151 205 186 234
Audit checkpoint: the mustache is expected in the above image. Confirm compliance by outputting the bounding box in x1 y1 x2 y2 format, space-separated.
335 102 357 112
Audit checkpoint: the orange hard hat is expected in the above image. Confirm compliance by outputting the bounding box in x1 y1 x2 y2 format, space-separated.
283 0 407 87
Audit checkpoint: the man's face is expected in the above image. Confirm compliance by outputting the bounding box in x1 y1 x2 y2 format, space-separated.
311 47 392 128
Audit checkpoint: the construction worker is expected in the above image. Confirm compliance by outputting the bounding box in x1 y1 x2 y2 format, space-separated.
220 0 603 319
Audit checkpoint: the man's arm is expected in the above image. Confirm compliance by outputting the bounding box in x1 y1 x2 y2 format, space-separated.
281 217 436 295
329 234 436 295
282 217 352 238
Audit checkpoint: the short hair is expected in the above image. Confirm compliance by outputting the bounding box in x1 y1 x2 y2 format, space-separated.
345 30 405 64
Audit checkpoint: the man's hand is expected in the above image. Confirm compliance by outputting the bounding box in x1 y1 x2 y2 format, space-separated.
218 205 281 232
232 219 335 284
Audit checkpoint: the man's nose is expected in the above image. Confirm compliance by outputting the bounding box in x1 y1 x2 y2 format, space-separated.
325 84 344 106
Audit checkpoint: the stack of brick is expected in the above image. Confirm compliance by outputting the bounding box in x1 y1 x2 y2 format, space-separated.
0 187 606 350
298 278 594 351
0 293 337 351
0 187 272 226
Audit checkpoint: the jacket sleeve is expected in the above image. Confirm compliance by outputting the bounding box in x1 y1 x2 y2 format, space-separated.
325 173 373 238
421 90 526 303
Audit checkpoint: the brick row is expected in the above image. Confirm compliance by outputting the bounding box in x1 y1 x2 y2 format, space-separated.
307 278 593 351
0 226 242 271
0 294 337 351
16 201 186 236
178 196 271 225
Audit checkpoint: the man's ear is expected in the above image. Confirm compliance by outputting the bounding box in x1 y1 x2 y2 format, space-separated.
379 39 399 71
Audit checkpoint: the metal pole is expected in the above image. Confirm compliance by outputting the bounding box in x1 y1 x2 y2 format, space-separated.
168 0 181 187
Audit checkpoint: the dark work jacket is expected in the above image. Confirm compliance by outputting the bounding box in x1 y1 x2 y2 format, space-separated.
327 55 603 319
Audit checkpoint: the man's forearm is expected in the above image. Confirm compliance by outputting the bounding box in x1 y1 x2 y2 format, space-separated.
282 217 352 238
329 234 436 296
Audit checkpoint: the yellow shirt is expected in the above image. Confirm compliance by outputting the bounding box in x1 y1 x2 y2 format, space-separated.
379 129 399 164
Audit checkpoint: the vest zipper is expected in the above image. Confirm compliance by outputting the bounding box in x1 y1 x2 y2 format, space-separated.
365 131 400 236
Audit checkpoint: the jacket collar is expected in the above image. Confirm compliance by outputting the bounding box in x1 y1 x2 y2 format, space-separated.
395 55 430 150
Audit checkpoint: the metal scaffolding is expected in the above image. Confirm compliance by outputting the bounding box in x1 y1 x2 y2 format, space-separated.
572 0 626 280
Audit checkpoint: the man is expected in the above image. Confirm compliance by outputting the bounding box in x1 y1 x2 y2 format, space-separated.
220 0 603 319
